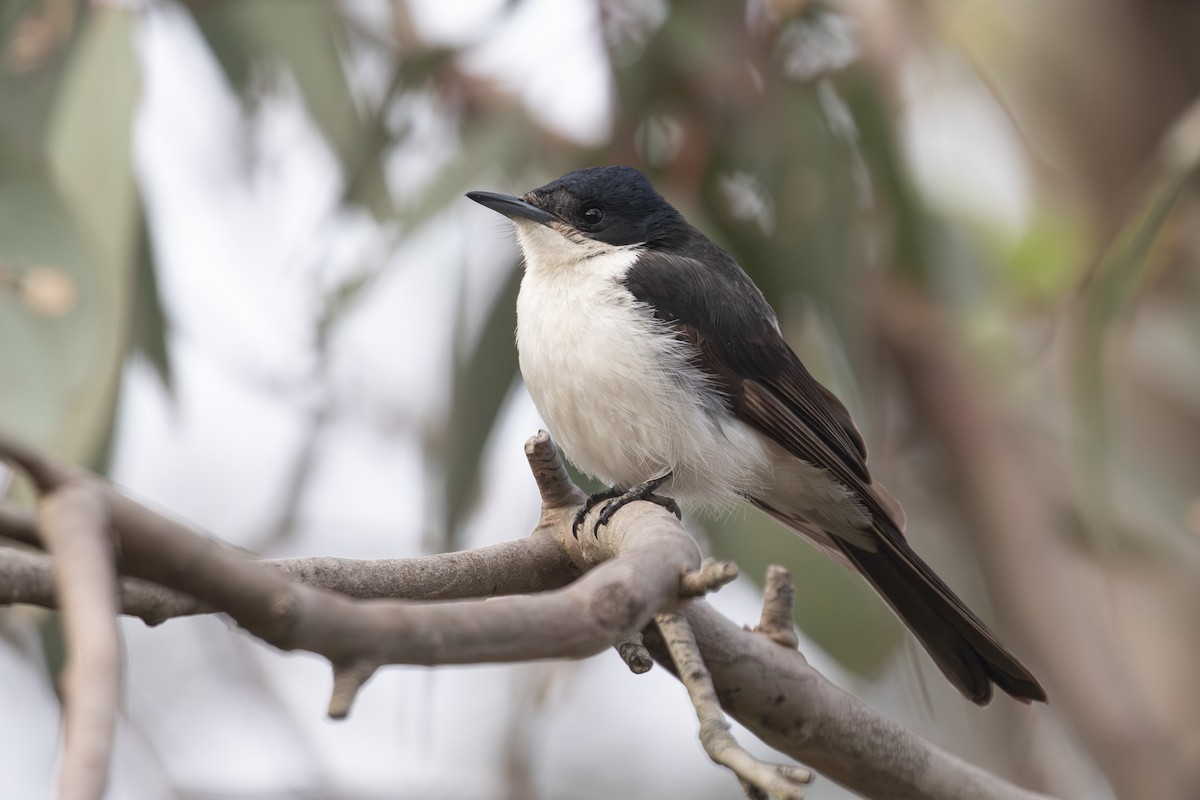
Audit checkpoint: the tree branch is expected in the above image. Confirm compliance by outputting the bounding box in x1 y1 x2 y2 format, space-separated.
657 609 812 799
0 430 1055 800
644 601 1055 800
750 564 800 649
38 483 120 800
0 500 41 547
0 544 580 624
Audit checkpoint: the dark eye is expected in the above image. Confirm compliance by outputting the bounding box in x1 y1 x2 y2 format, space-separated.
581 205 605 227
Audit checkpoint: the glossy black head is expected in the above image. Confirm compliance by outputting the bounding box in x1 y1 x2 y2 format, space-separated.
524 166 686 247
469 166 688 248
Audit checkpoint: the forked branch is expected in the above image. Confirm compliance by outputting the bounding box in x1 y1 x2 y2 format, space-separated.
0 430 1055 800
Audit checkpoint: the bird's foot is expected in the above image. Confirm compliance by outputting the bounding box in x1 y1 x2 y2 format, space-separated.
590 473 678 537
572 487 623 539
597 492 680 532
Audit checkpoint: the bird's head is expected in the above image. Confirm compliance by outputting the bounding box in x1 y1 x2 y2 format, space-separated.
468 166 686 268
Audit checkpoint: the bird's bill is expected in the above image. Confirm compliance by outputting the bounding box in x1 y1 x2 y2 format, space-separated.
466 191 555 225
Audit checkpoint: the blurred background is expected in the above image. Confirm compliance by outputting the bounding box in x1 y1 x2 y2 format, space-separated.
2 0 1200 798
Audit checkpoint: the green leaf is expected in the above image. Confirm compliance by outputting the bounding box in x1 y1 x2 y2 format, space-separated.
395 108 534 234
340 47 458 215
443 262 522 549
0 0 77 146
1002 209 1088 303
0 0 37 58
1072 170 1189 544
188 0 393 218
0 9 139 464
129 199 172 392
844 76 934 283
45 9 139 276
0 134 115 459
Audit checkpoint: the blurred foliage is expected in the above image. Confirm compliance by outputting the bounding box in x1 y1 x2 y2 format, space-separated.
1073 168 1194 545
188 0 394 218
1 7 139 468
443 258 522 547
4 2 1200 793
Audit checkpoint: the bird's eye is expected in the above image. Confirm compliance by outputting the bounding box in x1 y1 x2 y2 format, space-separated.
581 206 605 227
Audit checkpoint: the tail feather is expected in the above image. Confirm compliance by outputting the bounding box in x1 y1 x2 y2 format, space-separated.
834 521 1046 705
752 494 1046 705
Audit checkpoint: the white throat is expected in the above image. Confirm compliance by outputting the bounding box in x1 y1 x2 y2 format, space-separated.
512 219 640 277
510 219 770 508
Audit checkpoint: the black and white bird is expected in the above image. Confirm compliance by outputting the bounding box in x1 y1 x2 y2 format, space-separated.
467 166 1046 706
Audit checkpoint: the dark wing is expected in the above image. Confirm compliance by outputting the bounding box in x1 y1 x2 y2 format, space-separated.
622 247 1047 706
621 248 872 490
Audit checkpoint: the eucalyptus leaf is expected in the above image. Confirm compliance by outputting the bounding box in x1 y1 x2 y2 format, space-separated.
45 9 139 275
443 262 522 549
0 0 35 48
0 9 139 464
844 77 932 283
188 0 393 218
0 135 114 459
341 48 457 214
395 109 535 235
130 199 172 392
0 0 76 146
1073 171 1189 544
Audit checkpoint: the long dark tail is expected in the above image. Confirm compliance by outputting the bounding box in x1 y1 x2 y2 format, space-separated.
835 520 1046 706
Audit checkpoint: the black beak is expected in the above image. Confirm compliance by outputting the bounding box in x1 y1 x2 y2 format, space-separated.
466 191 556 225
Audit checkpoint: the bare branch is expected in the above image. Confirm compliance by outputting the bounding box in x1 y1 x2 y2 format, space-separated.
101 492 694 676
525 429 587 511
657 609 812 799
615 631 653 674
329 660 380 719
0 430 701 694
0 540 578 624
0 546 59 607
0 501 41 547
750 565 799 649
650 601 1055 800
38 483 120 800
0 431 74 492
0 431 1055 800
679 557 739 596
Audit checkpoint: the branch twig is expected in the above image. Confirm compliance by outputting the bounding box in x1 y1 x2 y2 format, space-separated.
657 609 812 799
645 602 1055 800
0 501 41 547
38 483 120 800
679 556 739 596
615 631 653 674
0 544 578 625
750 564 799 649
0 430 1056 800
0 431 703 716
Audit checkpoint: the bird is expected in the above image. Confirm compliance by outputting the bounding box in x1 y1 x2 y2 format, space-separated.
467 165 1046 706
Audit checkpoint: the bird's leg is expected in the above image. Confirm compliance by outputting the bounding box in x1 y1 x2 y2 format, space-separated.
572 487 623 539
593 472 679 536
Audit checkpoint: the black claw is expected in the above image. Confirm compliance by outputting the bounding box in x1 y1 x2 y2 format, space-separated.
586 473 677 536
650 495 681 519
594 498 620 535
572 487 622 539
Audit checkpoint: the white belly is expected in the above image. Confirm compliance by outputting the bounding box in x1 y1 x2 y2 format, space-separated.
514 245 769 508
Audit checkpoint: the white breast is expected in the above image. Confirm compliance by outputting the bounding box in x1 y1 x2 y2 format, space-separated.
512 221 769 508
